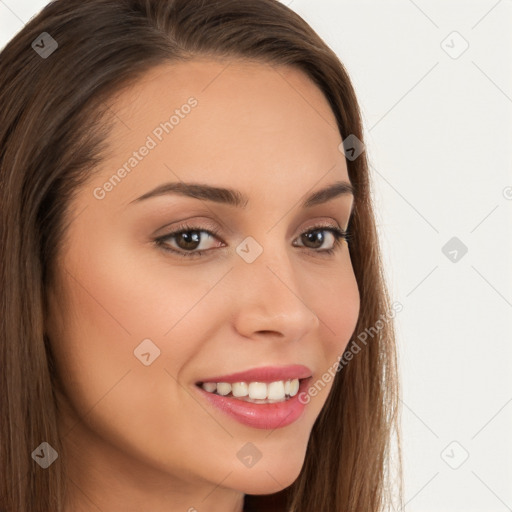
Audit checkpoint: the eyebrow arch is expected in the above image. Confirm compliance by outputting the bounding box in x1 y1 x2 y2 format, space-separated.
129 179 354 209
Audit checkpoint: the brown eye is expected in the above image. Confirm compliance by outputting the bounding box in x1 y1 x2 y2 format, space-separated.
293 226 349 254
155 224 224 258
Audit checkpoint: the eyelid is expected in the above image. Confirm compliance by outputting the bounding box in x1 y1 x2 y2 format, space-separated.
153 217 222 238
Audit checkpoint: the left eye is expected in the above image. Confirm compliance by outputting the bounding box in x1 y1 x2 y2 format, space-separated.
155 224 349 258
293 227 347 251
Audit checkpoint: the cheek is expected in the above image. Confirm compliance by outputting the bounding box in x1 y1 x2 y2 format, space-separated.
56 221 216 346
315 256 360 365
301 255 360 409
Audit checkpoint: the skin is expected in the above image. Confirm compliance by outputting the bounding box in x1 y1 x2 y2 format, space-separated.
46 59 360 512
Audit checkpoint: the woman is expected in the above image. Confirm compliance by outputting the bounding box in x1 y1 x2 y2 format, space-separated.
0 1 403 511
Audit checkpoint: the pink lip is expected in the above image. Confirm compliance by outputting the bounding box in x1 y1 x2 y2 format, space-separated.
195 376 312 430
196 364 312 384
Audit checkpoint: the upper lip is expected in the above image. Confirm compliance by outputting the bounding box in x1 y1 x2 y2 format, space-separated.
196 364 313 384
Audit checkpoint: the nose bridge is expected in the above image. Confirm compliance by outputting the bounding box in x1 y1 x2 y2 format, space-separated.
237 229 297 294
230 235 320 339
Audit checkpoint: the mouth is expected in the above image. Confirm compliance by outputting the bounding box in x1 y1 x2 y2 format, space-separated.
195 364 313 429
194 364 313 405
194 374 313 430
195 377 306 404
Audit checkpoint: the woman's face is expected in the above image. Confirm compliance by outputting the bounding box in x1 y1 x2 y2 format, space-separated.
47 59 360 510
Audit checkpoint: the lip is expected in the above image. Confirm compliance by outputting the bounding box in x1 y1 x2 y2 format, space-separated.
195 376 312 430
196 364 313 384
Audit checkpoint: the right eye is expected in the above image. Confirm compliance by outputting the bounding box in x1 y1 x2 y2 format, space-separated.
154 224 225 258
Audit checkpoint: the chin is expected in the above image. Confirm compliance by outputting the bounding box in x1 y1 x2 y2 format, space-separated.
229 455 305 495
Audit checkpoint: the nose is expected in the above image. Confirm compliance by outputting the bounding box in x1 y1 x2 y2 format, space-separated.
230 248 320 342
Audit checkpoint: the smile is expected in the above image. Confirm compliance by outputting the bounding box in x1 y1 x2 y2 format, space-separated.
198 378 301 403
195 376 313 430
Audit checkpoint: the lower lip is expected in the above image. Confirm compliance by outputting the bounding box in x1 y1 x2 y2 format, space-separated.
195 378 312 430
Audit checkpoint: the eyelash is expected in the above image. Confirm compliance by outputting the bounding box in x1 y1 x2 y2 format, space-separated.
154 222 352 259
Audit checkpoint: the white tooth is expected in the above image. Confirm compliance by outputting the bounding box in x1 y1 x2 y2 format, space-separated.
202 382 217 393
216 382 232 396
232 382 248 397
267 381 285 400
284 380 291 395
289 378 300 397
248 382 268 399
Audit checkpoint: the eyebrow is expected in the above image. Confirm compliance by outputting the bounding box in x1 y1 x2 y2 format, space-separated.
129 179 354 209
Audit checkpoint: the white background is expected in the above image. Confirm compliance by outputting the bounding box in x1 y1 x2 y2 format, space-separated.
1 1 511 510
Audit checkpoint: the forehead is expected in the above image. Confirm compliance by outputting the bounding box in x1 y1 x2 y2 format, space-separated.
110 58 338 126
90 58 349 208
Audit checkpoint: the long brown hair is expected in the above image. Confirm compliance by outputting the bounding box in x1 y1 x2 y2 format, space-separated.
0 1 403 510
